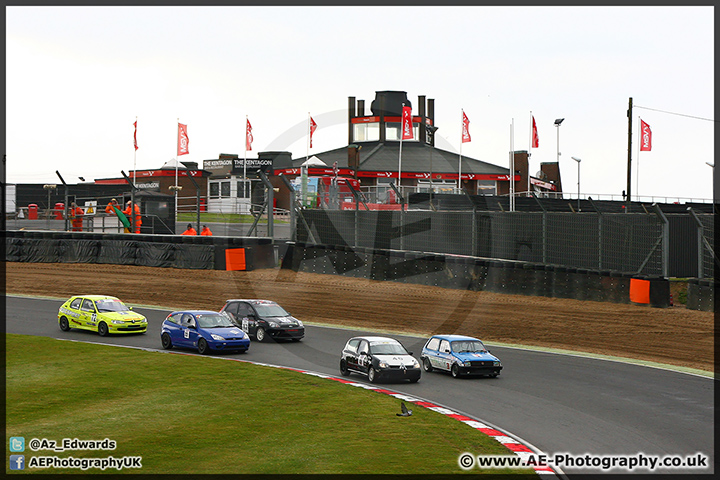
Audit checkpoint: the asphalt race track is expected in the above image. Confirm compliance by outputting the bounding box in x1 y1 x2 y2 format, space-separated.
7 296 714 476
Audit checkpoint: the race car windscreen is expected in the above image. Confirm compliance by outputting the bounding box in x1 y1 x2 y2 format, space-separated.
95 299 130 312
196 314 236 328
369 341 408 355
451 341 487 353
253 303 290 317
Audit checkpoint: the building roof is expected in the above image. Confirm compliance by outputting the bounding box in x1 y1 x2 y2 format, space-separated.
292 141 509 176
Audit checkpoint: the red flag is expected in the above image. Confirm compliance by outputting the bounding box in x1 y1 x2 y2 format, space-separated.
462 111 471 143
401 105 413 140
177 123 189 156
640 119 652 151
531 115 539 148
246 119 253 151
309 117 317 148
133 120 138 151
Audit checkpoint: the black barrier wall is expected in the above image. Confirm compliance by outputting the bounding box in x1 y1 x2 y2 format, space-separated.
5 230 276 271
281 242 676 308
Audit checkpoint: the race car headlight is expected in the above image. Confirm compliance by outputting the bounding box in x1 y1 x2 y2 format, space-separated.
296 320 304 327
210 334 225 341
111 320 126 325
410 359 420 368
463 361 472 367
378 361 389 369
493 361 501 367
268 322 280 328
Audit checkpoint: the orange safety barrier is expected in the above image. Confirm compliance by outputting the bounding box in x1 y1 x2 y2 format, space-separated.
225 248 246 271
629 278 651 304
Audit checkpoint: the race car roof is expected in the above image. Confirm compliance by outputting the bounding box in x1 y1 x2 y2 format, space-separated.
430 334 484 342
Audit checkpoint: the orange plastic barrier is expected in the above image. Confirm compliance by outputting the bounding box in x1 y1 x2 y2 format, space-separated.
225 248 246 271
629 278 651 304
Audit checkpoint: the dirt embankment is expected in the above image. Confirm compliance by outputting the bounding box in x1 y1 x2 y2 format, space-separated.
6 262 714 373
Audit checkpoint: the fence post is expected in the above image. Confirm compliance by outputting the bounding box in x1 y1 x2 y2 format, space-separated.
531 192 547 263
587 197 603 270
389 182 404 251
652 203 669 278
687 207 705 279
257 171 274 239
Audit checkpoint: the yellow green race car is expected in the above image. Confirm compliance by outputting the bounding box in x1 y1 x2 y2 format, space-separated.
58 295 147 336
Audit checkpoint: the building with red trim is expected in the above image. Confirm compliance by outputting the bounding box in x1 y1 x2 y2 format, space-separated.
266 91 562 210
92 90 562 213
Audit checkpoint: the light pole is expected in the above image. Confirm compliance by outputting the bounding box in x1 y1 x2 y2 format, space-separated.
43 184 57 218
554 118 564 163
572 157 581 211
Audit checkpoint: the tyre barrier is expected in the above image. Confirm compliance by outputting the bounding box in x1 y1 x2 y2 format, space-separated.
4 230 276 271
281 242 672 307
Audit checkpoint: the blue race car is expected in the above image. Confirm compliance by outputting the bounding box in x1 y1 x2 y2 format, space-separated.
161 310 250 354
420 334 502 378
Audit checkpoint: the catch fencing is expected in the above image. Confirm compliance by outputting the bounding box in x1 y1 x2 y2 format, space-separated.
295 210 667 277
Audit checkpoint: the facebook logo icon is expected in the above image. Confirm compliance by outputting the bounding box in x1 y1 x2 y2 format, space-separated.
10 455 25 470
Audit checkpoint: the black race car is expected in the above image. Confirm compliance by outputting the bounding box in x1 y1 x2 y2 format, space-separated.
220 299 304 342
339 336 421 383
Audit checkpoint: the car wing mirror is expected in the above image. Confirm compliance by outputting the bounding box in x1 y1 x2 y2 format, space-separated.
407 351 413 356
444 349 451 353
359 351 368 356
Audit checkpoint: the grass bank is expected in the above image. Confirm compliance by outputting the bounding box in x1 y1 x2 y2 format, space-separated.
5 334 534 475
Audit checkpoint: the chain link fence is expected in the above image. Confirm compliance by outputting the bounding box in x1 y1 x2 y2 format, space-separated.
295 209 668 276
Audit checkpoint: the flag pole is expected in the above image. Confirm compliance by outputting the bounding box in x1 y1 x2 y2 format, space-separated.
398 103 404 195
458 109 463 191
510 119 515 212
175 118 179 224
244 115 248 211
306 113 310 163
636 116 641 201
527 111 532 196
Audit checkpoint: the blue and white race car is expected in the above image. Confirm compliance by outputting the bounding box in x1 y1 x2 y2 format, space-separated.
420 334 502 378
161 310 250 355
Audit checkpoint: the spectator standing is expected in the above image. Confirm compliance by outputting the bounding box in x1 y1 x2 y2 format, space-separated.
122 201 142 234
181 223 197 235
105 198 119 215
69 202 84 232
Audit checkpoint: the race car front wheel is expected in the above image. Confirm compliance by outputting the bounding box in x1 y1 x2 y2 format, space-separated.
368 367 377 383
161 333 173 350
451 364 460 378
198 338 209 355
256 327 267 343
59 317 70 332
340 359 350 376
422 357 433 372
98 322 109 337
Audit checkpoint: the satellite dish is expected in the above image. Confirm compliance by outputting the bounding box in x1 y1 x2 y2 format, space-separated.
536 170 547 180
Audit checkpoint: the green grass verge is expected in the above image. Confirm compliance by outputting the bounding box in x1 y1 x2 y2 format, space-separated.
5 334 535 475
177 212 289 224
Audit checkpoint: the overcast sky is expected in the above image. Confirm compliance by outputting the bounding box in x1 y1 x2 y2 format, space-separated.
5 5 715 202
